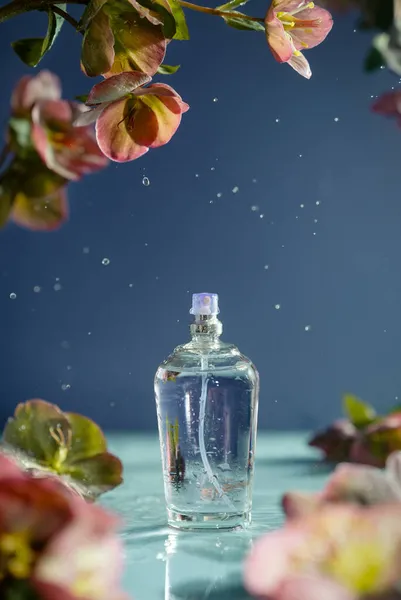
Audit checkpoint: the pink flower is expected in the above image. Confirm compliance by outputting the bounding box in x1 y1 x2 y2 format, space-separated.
77 71 189 162
244 503 401 600
0 453 128 600
11 70 61 118
31 100 109 181
264 0 333 78
308 418 357 462
372 91 401 128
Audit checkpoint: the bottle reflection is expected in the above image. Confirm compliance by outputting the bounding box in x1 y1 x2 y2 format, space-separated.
164 531 253 600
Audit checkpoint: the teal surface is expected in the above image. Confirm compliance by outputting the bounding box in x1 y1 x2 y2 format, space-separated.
104 433 332 600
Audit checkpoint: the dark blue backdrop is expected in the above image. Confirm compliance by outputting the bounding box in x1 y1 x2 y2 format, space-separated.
1 5 401 431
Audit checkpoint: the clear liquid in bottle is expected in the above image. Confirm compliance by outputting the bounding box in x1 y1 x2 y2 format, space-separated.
154 293 259 530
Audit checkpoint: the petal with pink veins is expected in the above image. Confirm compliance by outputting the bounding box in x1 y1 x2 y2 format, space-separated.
288 52 312 78
87 71 151 105
81 10 115 77
265 17 293 62
290 6 333 51
96 99 148 161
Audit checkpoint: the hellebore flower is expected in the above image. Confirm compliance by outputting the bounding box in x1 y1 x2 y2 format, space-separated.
0 157 68 231
308 418 357 462
80 0 167 78
244 503 401 600
264 0 333 78
31 99 108 181
2 399 123 501
77 71 189 162
0 453 127 600
282 451 401 519
350 412 401 468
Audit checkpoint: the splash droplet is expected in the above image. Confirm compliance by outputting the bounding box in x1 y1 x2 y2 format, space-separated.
251 205 259 212
259 214 264 219
264 265 269 270
217 192 222 198
274 304 281 310
300 204 304 208
142 176 150 186
61 383 71 391
275 118 280 123
102 258 110 266
334 117 339 122
213 97 218 102
316 200 320 206
304 325 311 331
33 286 41 293
53 283 62 291
232 186 239 194
83 247 90 254
9 293 16 300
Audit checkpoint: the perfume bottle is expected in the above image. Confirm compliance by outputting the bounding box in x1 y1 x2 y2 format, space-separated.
154 292 259 530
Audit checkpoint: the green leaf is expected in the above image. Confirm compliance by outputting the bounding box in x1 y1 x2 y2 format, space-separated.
157 63 180 74
11 6 66 67
223 14 265 32
364 46 384 73
139 0 177 38
75 94 89 103
165 0 189 40
387 404 401 415
66 453 123 497
217 0 249 10
343 394 377 429
78 0 108 30
8 118 32 150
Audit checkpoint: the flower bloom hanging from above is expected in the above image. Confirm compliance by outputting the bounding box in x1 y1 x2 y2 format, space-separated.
1 71 108 232
77 71 189 162
264 0 333 78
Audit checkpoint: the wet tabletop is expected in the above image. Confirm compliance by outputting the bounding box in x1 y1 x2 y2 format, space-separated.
104 433 332 600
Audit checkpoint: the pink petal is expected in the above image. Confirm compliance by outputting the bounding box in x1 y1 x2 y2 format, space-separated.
244 527 306 597
0 454 25 479
349 438 384 467
73 105 106 127
282 491 323 519
265 16 293 63
96 99 149 162
323 462 401 504
276 575 356 600
290 6 333 51
87 72 152 106
11 188 69 231
372 92 401 117
144 83 190 113
386 451 401 485
272 0 313 13
138 94 185 148
288 52 312 78
11 71 61 116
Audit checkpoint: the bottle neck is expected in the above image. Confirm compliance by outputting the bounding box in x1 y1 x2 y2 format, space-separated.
190 314 223 343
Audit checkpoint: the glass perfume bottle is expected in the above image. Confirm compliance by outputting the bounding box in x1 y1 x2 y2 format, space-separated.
154 292 259 530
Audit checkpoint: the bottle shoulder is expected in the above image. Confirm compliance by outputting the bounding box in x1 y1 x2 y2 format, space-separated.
155 338 258 378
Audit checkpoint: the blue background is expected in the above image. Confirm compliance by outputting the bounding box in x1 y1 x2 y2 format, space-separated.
1 4 401 431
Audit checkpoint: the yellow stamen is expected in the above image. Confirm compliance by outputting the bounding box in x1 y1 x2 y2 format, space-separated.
0 533 35 579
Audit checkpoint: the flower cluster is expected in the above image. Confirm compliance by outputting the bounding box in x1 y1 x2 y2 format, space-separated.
0 452 127 600
0 71 108 231
309 394 401 467
244 451 401 600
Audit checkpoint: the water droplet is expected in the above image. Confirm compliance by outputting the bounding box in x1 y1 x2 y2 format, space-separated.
252 178 257 183
314 218 318 223
299 154 303 158
9 293 16 300
128 283 133 288
217 192 222 198
33 286 41 293
66 365 72 371
334 117 339 122
102 258 110 266
251 205 259 211
275 118 280 123
264 265 269 270
88 331 92 336
274 304 281 310
209 200 214 204
213 97 218 103
142 176 150 186
300 204 304 208
110 401 115 407
260 214 264 219
304 325 311 331
61 340 70 349
210 166 215 171
53 283 62 291
61 383 71 391
232 186 239 194
195 173 199 178
83 247 90 254
144 242 148 247
316 200 320 206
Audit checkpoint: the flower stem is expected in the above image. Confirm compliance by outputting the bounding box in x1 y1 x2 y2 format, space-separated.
52 4 80 29
177 0 264 21
0 0 86 24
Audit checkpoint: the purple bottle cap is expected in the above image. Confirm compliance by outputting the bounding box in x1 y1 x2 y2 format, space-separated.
190 293 219 316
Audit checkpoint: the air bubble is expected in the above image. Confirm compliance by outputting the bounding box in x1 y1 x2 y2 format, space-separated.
142 176 150 186
102 258 110 266
9 293 16 300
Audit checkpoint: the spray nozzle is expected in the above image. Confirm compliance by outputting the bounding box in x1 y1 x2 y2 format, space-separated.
190 293 219 317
